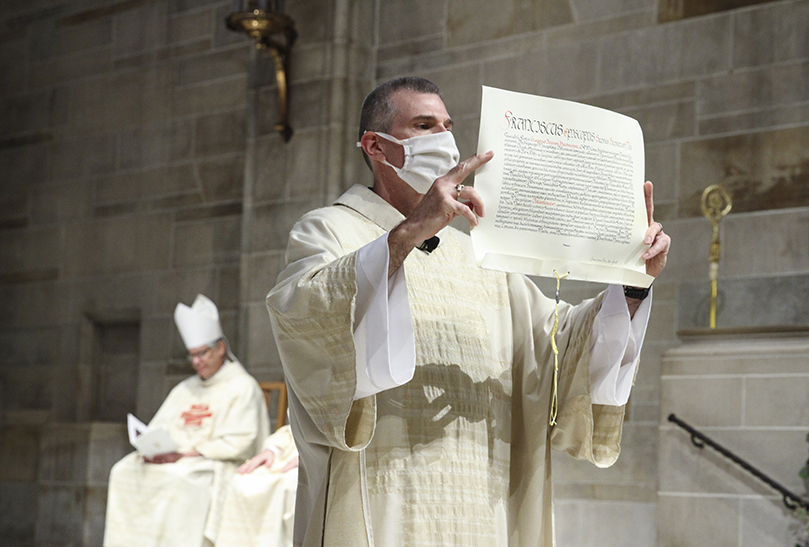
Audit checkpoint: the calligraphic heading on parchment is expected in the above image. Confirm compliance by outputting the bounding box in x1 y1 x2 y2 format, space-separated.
471 86 654 288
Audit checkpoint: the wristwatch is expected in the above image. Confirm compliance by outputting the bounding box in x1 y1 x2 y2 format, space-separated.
623 285 651 301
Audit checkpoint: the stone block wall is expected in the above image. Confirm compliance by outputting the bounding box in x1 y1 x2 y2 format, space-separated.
659 333 809 547
0 422 130 547
35 423 130 547
0 425 39 547
0 0 373 544
2 1 261 545
1 0 808 545
0 0 254 425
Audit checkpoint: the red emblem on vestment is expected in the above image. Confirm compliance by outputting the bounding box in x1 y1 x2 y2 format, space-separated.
181 404 213 426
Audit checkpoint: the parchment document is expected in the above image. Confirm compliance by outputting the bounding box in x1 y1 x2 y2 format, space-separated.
472 86 654 287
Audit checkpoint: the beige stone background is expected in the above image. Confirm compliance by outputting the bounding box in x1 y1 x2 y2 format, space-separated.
1 0 808 545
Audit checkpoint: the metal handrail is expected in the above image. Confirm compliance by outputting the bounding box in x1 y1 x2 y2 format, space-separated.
668 413 809 510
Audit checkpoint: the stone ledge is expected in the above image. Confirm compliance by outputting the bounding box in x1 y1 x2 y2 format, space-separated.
174 201 242 222
0 269 59 285
678 324 809 340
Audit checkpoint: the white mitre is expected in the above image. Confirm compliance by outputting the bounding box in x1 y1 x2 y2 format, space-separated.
174 294 224 350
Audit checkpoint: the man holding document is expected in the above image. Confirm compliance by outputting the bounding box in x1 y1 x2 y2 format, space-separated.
266 76 670 547
103 294 269 547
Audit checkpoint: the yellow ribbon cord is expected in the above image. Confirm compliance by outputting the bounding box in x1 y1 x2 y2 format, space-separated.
549 270 569 426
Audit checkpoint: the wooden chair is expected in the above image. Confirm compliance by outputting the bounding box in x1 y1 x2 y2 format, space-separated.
259 381 287 432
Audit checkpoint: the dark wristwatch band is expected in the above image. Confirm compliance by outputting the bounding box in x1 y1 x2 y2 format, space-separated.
623 285 651 300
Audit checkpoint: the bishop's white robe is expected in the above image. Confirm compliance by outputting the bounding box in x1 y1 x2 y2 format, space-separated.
267 185 638 547
217 425 299 547
103 360 269 547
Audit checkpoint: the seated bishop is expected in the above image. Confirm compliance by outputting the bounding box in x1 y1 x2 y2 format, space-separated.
103 294 270 547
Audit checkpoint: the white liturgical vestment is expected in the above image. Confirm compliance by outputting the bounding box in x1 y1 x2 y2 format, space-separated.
352 232 648 403
217 425 299 547
267 185 651 547
103 360 269 547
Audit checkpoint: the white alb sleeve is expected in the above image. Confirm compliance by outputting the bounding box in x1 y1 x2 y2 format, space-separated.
589 284 652 406
352 233 416 400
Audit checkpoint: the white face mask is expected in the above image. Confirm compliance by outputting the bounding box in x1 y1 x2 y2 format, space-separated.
372 131 461 193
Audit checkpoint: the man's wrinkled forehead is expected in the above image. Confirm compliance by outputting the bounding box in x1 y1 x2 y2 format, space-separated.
390 90 453 128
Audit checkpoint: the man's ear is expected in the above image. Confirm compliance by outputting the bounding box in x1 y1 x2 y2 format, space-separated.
360 132 386 163
361 132 405 170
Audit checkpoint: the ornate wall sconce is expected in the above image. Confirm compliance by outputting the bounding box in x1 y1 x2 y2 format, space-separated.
226 0 297 142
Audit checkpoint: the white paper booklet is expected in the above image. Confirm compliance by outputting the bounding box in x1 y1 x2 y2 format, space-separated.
127 413 179 458
472 86 654 288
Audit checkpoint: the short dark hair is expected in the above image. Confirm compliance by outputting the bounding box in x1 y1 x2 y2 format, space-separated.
358 77 442 169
